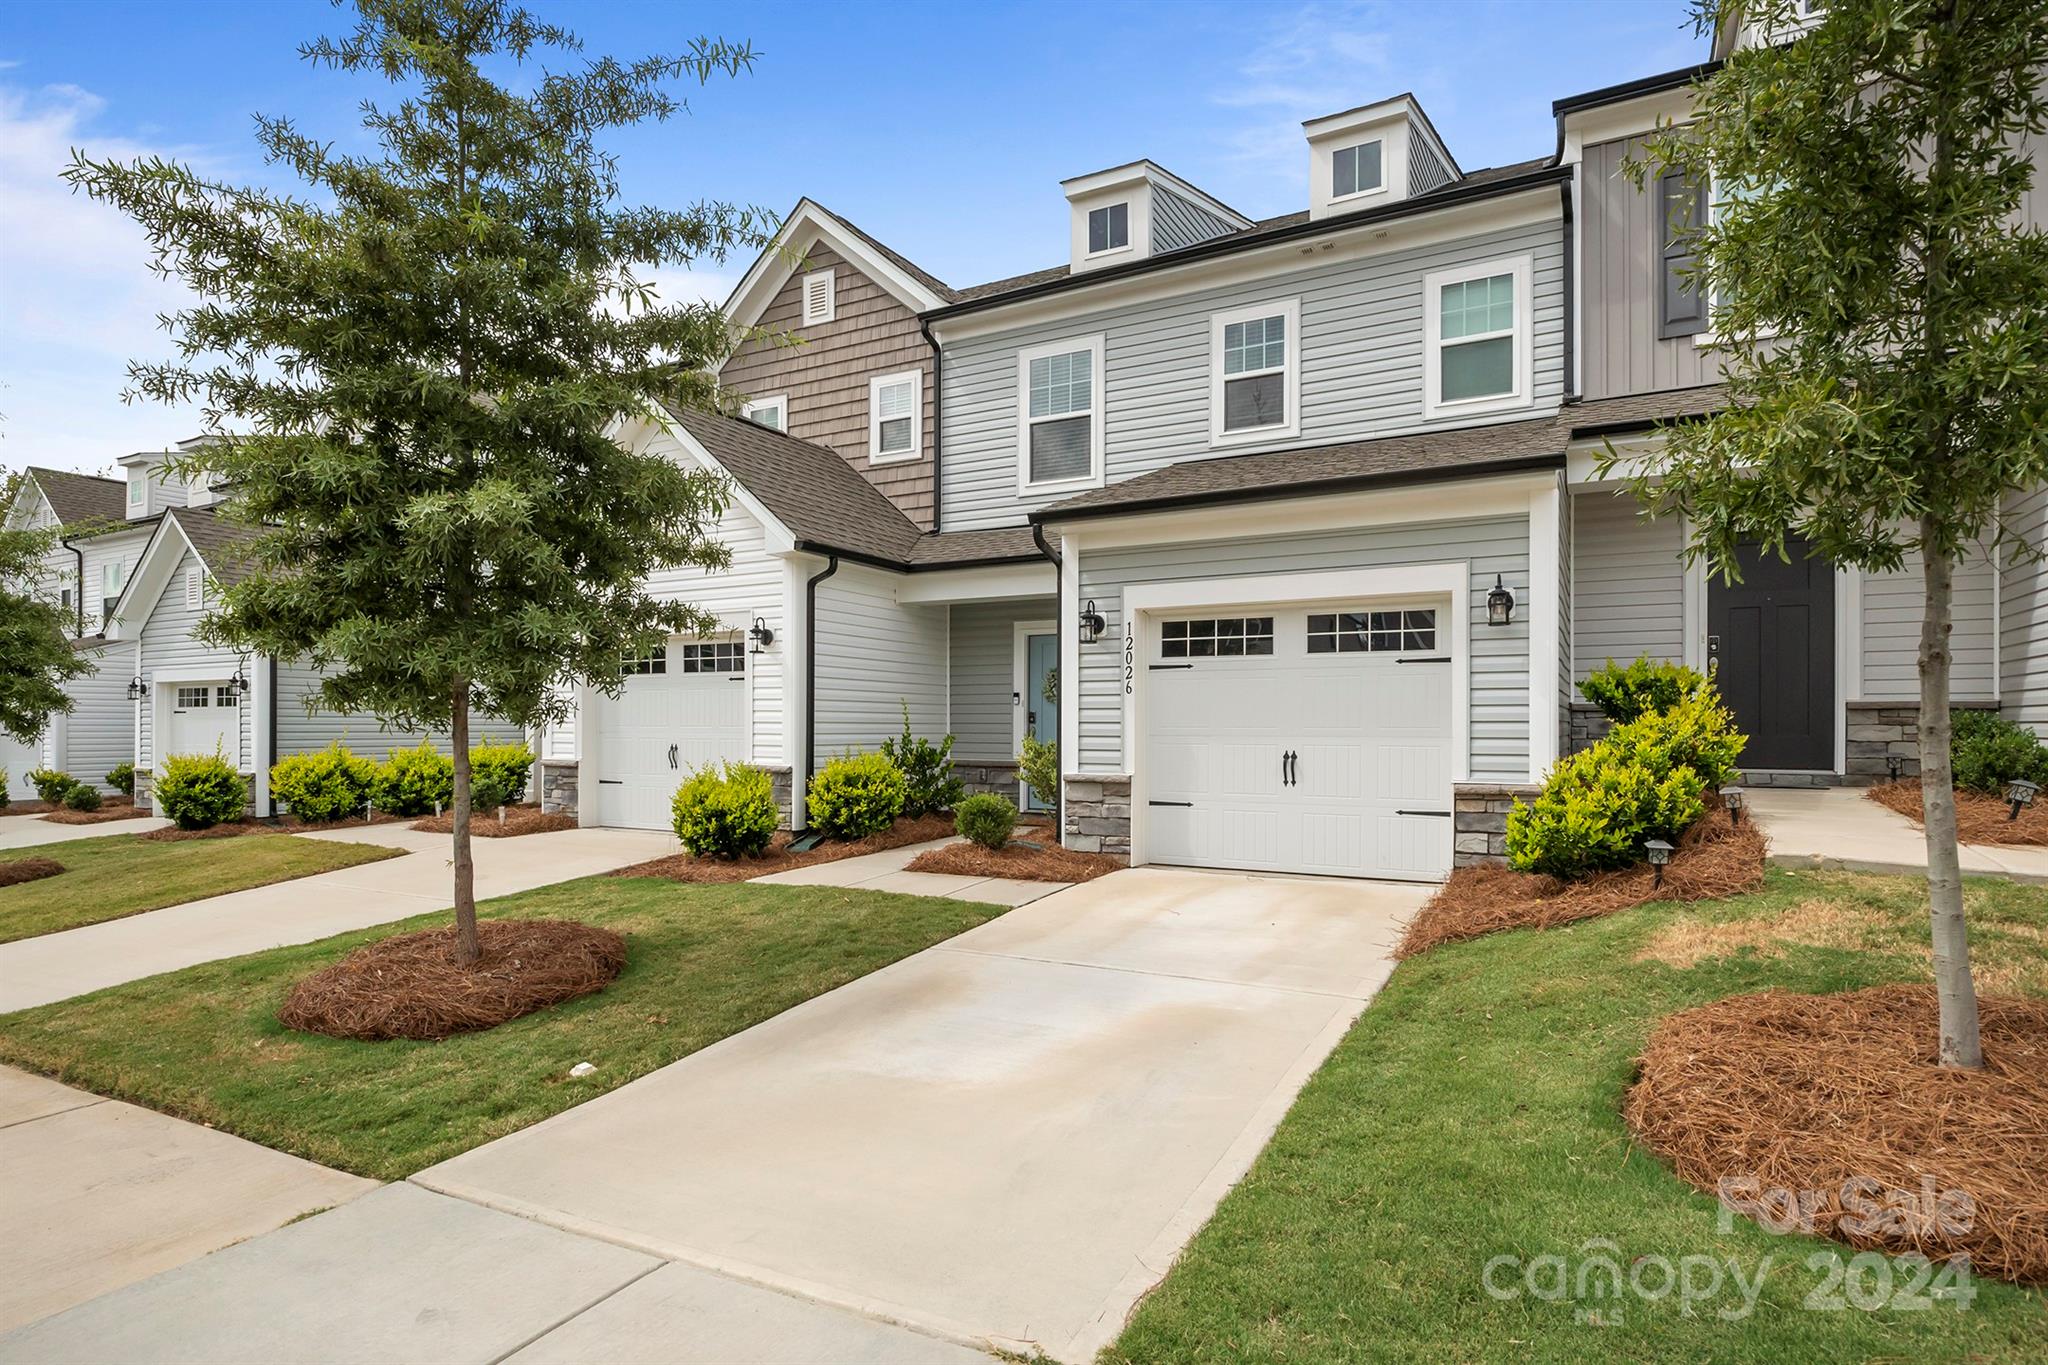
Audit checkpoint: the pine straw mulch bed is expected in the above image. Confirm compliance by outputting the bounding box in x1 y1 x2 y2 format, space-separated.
0 857 64 888
40 798 147 825
903 839 1123 883
1867 779 2048 847
614 812 960 884
0 800 59 817
1396 807 1769 959
141 820 284 843
274 810 410 833
409 804 578 837
278 919 627 1041
1624 983 2048 1284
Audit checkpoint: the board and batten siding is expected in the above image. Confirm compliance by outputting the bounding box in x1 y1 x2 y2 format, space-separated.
1860 544 1997 702
1570 488 1687 677
938 219 1567 531
1075 516 1533 782
717 238 937 529
138 547 250 774
1579 133 1720 401
2003 485 2048 733
812 562 946 765
948 599 1058 762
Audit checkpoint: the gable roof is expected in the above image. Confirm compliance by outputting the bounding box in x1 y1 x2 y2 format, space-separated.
104 504 263 638
24 467 126 530
721 200 956 337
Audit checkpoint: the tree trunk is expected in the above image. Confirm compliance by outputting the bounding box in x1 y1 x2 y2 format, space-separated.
1918 526 1981 1068
450 679 479 968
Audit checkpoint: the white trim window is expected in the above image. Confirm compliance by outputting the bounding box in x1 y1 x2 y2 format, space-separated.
869 371 922 464
100 559 125 627
1423 256 1533 418
740 394 787 431
127 470 145 509
1331 139 1384 201
1086 202 1129 257
1017 335 1105 493
1210 298 1300 445
800 267 835 326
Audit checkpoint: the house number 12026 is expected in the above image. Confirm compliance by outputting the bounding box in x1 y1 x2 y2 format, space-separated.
1124 620 1135 695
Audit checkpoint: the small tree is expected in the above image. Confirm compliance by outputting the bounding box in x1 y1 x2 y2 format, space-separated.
66 0 773 964
1624 0 2048 1066
0 472 92 744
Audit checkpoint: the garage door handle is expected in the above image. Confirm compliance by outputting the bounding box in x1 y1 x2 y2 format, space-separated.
1282 750 1296 786
1396 809 1452 817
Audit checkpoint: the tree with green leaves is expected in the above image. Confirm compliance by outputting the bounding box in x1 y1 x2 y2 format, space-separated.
65 0 774 965
1624 0 2048 1066
0 473 93 745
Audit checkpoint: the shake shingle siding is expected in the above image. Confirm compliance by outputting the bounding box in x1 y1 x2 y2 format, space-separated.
938 219 1566 531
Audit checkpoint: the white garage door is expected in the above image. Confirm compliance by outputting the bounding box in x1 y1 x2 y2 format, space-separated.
0 730 43 802
164 682 239 763
1142 603 1453 881
594 640 749 830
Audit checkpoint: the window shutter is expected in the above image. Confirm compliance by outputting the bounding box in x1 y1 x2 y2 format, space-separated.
801 269 835 326
1658 168 1707 339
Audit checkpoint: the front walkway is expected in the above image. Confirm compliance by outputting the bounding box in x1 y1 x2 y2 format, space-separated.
0 825 679 1012
753 836 1069 906
0 811 170 849
2 866 1424 1364
1750 786 2048 883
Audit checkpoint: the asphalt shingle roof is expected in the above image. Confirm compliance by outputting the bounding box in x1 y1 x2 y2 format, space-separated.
167 504 264 588
26 467 126 529
1561 384 1729 435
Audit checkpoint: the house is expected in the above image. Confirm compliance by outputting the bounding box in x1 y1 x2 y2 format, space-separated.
536 20 2048 886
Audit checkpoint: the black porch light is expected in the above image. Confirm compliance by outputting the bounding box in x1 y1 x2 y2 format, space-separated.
748 616 775 653
1644 837 1674 888
1720 785 1745 825
227 662 250 698
2005 778 2039 822
1485 574 1516 627
1078 599 1107 645
125 675 145 702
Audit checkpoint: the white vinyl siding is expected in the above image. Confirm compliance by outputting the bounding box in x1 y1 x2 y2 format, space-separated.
2003 486 2048 734
940 218 1566 530
139 548 250 776
1076 515 1531 782
948 598 1058 762
1570 489 1687 678
271 661 522 764
62 644 138 792
77 526 152 635
811 562 946 765
1018 336 1105 493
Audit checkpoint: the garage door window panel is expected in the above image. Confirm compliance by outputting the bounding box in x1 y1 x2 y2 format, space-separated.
1161 616 1274 659
681 642 745 674
1307 608 1436 654
621 646 667 677
175 685 209 709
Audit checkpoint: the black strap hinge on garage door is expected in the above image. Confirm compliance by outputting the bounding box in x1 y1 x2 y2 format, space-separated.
1396 656 1453 664
597 779 624 785
1148 800 1194 807
1396 809 1452 817
1148 664 1194 671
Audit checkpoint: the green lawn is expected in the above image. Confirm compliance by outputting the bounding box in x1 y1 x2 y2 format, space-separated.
1107 869 2048 1364
0 832 404 943
0 877 1003 1179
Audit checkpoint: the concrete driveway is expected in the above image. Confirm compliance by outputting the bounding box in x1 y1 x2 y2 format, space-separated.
418 866 1422 1362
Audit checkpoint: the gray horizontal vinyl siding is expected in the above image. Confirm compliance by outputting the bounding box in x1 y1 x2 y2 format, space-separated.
64 644 138 790
2003 486 2048 734
1076 516 1531 781
138 547 250 774
948 599 1057 762
1151 187 1240 254
812 563 947 766
1571 488 1687 677
1861 545 1997 702
272 662 522 762
940 219 1566 531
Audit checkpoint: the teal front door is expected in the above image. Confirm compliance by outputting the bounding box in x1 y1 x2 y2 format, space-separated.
1023 631 1058 811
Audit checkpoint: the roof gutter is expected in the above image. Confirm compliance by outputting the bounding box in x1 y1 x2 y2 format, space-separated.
1029 524 1063 845
1551 59 1721 161
791 536 1041 576
1560 180 1578 404
1027 452 1570 527
925 163 1573 324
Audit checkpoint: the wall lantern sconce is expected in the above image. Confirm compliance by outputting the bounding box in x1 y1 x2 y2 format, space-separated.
126 676 146 702
748 617 775 653
1720 785 1744 826
1485 574 1516 627
1887 754 1903 783
1644 837 1674 888
227 663 250 699
1078 599 1107 645
2006 778 2039 823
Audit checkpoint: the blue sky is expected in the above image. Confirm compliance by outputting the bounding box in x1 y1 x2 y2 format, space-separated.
0 0 1706 473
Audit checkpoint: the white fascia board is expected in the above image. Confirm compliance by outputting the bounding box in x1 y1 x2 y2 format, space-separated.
721 200 947 337
1560 87 1698 165
6 478 52 532
641 402 799 556
1566 431 1668 487
894 561 1057 605
103 514 201 641
1062 161 1253 230
931 188 1559 345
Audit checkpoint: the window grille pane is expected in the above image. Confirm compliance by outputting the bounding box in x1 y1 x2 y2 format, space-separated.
1441 336 1514 401
879 416 912 454
1440 274 1514 340
1029 415 1092 482
877 381 914 420
1029 350 1092 419
1223 372 1285 430
177 686 208 708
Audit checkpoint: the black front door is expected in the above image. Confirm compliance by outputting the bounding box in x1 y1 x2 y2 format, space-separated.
1708 537 1835 771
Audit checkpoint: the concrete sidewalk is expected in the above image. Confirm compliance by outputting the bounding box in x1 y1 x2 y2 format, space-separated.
1751 786 2048 883
0 812 170 849
0 1067 375 1334
753 836 1069 906
0 825 679 1012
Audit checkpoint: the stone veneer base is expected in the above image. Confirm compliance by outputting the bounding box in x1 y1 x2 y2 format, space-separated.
1061 775 1132 862
1453 782 1542 868
539 759 796 829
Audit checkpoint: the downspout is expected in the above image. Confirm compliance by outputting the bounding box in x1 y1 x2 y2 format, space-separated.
1559 179 1578 404
1030 523 1063 842
918 316 943 532
802 552 841 824
266 656 279 816
61 535 85 636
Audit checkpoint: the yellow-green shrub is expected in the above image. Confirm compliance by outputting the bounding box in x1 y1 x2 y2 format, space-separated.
271 743 376 822
370 741 454 816
468 741 535 810
155 750 248 829
806 751 906 840
672 762 779 859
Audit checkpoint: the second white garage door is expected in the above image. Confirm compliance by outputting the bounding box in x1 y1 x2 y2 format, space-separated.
1141 603 1454 881
594 641 749 830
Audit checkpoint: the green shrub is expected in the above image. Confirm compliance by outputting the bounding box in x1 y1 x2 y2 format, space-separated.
0 770 9 812
155 750 248 830
954 793 1017 850
1018 735 1059 810
672 762 780 859
1951 709 2048 795
271 744 377 823
879 703 964 817
1578 657 1710 724
1506 686 1746 879
27 768 77 804
469 741 535 810
370 741 455 816
63 784 103 812
105 761 135 797
806 750 907 840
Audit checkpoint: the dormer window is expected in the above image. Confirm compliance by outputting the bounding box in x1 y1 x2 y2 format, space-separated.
127 471 145 509
801 268 835 326
1332 140 1383 199
1087 203 1129 256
